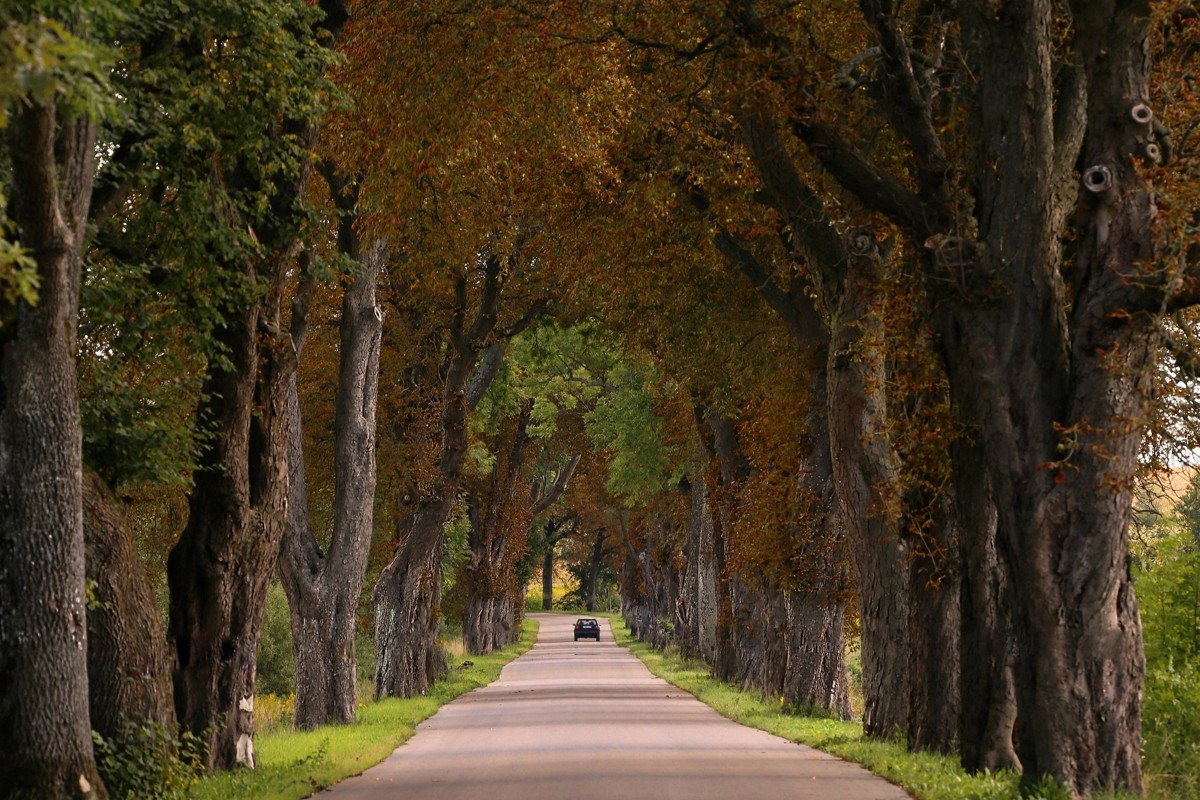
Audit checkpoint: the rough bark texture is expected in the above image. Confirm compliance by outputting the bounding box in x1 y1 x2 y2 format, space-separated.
905 494 960 755
167 290 292 770
83 469 176 741
279 239 384 729
825 234 910 739
464 404 533 655
782 590 852 717
0 100 106 799
955 444 1020 772
374 257 506 697
944 4 1152 792
678 479 716 661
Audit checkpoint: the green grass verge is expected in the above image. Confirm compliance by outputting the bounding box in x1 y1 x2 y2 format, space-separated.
609 617 1147 800
189 620 538 800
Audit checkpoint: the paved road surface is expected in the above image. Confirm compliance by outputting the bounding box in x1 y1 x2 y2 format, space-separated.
320 613 913 799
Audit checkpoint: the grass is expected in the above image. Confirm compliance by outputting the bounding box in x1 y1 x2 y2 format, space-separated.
606 615 1151 800
189 619 537 800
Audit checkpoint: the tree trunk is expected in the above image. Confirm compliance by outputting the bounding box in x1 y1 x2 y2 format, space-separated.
464 406 533 655
782 591 852 718
825 233 910 739
375 257 507 696
943 5 1153 793
585 531 606 612
0 102 106 799
905 496 960 754
542 548 555 611
279 239 384 729
83 469 176 741
167 294 292 769
698 411 747 684
955 444 1019 773
373 500 450 697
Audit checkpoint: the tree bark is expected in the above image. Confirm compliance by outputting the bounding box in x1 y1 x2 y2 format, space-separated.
824 232 910 739
0 100 107 799
374 257 506 697
167 290 292 769
83 469 176 741
464 403 534 655
940 4 1153 792
905 493 960 754
954 447 1019 772
279 239 384 729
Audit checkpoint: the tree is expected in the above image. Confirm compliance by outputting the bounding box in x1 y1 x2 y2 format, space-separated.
161 0 346 768
711 1 1173 792
278 166 384 729
1 7 114 796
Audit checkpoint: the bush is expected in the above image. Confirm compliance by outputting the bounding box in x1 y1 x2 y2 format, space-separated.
255 693 295 737
257 580 295 697
92 721 205 800
1136 493 1200 799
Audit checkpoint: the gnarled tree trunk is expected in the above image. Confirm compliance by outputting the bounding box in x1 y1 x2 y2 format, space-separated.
83 469 176 741
464 404 533 655
167 295 292 769
0 100 106 799
374 259 507 697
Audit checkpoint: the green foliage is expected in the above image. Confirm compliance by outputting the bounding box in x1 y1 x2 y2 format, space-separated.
585 359 680 505
0 6 118 126
1137 473 1200 799
92 720 205 800
440 498 471 590
257 581 296 698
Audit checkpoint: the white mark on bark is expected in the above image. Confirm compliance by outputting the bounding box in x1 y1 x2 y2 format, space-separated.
236 733 256 768
238 695 254 712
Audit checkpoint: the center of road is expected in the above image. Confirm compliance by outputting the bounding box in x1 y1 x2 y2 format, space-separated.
321 613 913 799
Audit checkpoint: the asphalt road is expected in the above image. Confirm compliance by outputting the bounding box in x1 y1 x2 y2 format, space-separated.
320 613 913 799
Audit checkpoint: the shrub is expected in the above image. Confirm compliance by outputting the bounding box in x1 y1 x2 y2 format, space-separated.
92 721 205 800
257 580 295 696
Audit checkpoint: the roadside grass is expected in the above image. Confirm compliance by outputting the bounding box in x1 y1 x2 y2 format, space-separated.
189 620 537 800
608 617 1148 800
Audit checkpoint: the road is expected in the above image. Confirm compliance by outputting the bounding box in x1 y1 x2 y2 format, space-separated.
320 613 913 799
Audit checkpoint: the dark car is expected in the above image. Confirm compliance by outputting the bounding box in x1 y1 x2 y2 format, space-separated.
573 617 601 641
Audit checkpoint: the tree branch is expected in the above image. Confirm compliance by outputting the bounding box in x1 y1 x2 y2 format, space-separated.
531 454 583 517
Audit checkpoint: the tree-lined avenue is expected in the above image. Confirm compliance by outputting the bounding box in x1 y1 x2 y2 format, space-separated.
322 614 912 800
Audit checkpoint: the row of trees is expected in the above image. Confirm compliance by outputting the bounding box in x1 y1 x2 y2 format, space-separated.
3 1 1199 799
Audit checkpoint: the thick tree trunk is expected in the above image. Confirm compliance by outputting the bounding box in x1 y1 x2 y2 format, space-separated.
167 298 292 769
945 5 1152 793
699 412 747 684
83 470 176 741
826 233 910 739
375 257 507 696
955 444 1019 773
905 498 960 754
279 240 384 729
678 480 711 660
782 591 852 718
373 499 450 696
0 104 106 799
